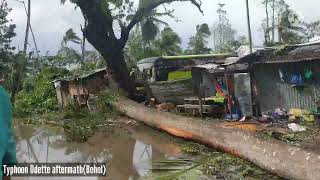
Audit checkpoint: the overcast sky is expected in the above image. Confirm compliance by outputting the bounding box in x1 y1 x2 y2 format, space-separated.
7 0 320 55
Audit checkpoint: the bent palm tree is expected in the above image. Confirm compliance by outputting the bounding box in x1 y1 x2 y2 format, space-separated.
61 28 81 47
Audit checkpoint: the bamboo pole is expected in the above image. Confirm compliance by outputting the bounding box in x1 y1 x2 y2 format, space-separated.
114 97 320 180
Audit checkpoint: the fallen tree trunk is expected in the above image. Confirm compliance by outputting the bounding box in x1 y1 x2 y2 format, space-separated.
114 97 320 180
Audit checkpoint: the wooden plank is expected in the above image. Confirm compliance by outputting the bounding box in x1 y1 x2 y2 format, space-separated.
149 79 193 104
177 104 218 110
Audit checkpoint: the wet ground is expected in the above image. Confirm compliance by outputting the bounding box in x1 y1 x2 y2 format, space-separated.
12 119 280 180
13 121 198 180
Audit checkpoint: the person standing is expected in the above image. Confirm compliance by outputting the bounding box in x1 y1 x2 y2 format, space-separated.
0 79 17 179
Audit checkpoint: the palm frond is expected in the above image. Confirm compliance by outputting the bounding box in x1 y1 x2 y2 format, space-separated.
62 28 81 46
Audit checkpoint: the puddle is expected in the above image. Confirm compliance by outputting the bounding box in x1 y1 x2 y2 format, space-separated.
12 120 280 180
13 122 196 180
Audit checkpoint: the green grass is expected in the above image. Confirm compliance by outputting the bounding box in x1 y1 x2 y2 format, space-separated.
168 71 192 81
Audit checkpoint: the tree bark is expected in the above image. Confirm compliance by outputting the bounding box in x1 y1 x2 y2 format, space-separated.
76 1 136 95
106 51 137 95
113 97 320 180
81 19 87 63
74 0 203 95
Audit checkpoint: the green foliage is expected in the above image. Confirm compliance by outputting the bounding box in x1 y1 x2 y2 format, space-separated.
63 111 107 142
61 28 81 46
125 27 182 70
125 29 161 64
14 67 70 116
168 70 191 81
261 0 306 45
302 20 320 41
61 90 121 142
63 102 90 119
155 27 182 56
187 23 212 54
0 0 15 58
52 47 81 67
0 0 17 89
96 90 121 117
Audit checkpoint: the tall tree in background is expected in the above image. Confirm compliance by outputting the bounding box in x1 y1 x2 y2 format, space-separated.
0 0 27 101
125 27 182 68
62 0 203 95
302 20 320 41
216 3 226 49
137 0 174 44
212 3 240 52
0 0 15 58
0 0 15 81
262 0 304 45
271 0 275 42
276 0 303 44
262 0 270 44
125 29 160 65
61 28 81 47
155 27 181 56
187 23 211 54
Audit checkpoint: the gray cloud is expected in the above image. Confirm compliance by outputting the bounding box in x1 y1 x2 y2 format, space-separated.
7 0 320 55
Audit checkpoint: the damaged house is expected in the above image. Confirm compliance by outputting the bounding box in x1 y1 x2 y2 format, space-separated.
53 68 109 108
239 42 320 113
190 57 252 118
188 43 320 118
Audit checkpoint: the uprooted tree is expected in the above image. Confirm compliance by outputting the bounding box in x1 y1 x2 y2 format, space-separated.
62 0 203 95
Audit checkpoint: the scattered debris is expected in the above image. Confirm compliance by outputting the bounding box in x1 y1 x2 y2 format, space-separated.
257 116 272 123
219 122 265 132
272 108 288 120
288 109 314 122
156 103 176 112
288 123 306 132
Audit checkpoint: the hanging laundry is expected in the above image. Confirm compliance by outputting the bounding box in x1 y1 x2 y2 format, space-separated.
304 68 313 80
278 69 285 82
291 73 303 85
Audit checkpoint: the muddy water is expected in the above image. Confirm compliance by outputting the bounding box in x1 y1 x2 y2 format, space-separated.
13 122 200 180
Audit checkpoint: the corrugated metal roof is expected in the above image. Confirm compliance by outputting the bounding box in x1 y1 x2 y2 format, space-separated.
137 57 160 64
238 43 320 65
222 57 240 66
53 68 107 82
77 68 106 79
194 63 221 70
137 53 235 65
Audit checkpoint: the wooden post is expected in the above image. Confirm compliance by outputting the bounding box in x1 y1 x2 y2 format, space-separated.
198 84 204 118
23 0 31 54
245 0 253 53
225 74 233 119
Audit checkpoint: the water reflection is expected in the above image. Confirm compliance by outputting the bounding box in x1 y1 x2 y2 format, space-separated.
13 122 185 180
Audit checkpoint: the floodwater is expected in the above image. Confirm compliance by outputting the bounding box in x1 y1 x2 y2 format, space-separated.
12 122 201 180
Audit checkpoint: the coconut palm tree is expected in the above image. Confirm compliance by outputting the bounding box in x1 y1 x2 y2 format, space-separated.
137 0 175 43
61 28 81 47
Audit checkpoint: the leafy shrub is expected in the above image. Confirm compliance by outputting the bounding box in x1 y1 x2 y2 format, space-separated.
95 90 120 118
14 67 70 117
63 102 90 119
